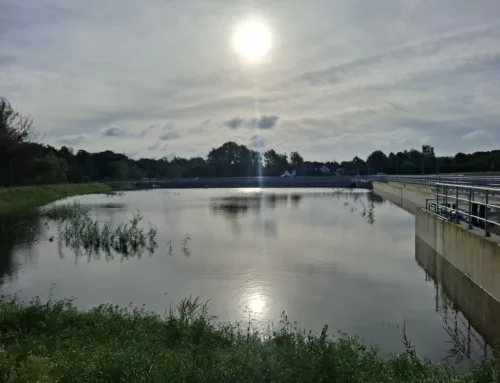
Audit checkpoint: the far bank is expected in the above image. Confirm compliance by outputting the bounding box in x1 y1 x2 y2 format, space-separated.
0 183 110 216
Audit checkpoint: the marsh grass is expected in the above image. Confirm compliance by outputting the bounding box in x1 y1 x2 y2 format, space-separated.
58 211 157 255
43 200 90 221
45 202 157 256
0 296 498 382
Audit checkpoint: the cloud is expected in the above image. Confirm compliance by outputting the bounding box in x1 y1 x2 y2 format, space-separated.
101 127 127 137
248 115 279 130
462 129 494 141
57 134 89 145
249 135 265 149
140 126 155 137
147 142 160 150
2 0 500 161
224 115 279 130
224 117 245 129
159 131 180 141
161 122 175 130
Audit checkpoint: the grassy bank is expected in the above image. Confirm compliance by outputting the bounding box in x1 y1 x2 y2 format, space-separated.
0 298 497 382
0 183 110 216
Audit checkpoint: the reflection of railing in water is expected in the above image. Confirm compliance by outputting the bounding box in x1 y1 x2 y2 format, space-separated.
425 183 500 237
415 237 498 364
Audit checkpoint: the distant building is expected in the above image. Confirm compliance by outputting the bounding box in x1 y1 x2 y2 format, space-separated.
281 170 296 177
320 165 330 174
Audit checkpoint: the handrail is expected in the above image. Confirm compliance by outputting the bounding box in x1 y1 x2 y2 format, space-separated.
427 183 500 237
435 182 500 193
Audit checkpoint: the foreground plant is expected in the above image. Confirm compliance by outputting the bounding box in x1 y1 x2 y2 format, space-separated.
0 297 498 382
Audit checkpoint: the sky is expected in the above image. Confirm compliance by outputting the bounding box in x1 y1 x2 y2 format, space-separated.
1 0 500 161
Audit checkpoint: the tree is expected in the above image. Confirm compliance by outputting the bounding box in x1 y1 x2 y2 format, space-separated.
400 161 416 174
0 97 36 144
422 144 437 174
26 155 68 184
263 150 288 176
207 142 257 177
290 151 304 166
107 161 129 181
366 150 388 174
422 145 435 159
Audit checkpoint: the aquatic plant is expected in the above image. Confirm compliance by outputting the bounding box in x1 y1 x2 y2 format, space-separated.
45 202 157 256
43 200 90 221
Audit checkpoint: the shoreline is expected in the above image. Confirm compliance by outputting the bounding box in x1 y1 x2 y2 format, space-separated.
0 183 110 216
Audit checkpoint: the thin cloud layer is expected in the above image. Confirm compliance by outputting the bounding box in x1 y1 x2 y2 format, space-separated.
224 115 279 130
159 131 180 141
101 127 127 138
2 0 500 160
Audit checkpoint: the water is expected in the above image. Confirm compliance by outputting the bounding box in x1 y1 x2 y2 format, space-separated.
0 188 495 365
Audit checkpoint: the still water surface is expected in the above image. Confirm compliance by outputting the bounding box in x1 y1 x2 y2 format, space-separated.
0 188 493 364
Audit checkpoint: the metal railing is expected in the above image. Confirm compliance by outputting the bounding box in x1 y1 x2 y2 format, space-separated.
372 174 500 189
425 182 500 237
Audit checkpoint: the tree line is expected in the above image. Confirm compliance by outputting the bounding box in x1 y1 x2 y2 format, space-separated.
1 97 499 186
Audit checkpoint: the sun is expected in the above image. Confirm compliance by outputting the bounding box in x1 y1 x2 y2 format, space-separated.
233 18 272 63
249 295 265 313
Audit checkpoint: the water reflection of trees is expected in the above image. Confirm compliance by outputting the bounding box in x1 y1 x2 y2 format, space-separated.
0 214 40 285
210 194 303 217
210 191 380 226
332 191 378 225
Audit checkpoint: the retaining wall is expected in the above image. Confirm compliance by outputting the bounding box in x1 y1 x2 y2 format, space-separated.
415 208 500 303
373 182 434 213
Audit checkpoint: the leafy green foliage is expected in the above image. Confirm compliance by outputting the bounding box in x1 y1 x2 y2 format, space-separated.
0 297 498 382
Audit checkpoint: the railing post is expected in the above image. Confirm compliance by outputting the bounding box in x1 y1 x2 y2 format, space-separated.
455 186 459 223
444 185 448 218
436 183 439 212
468 188 473 230
485 190 490 237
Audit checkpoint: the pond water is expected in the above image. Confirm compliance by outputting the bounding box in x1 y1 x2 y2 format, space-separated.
0 188 494 365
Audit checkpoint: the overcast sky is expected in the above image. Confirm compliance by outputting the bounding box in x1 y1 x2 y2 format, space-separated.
1 0 500 161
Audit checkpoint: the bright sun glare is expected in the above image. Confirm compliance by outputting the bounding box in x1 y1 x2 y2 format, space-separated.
233 19 271 63
249 296 265 313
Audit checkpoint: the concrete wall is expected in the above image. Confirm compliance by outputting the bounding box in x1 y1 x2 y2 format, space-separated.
415 237 500 346
373 182 434 213
415 208 500 303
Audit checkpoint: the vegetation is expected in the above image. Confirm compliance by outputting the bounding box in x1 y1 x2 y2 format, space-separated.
0 183 110 215
0 297 498 382
1 97 499 186
44 202 157 256
43 200 90 221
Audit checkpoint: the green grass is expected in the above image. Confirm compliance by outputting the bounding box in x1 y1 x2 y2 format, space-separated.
0 297 498 382
0 183 111 216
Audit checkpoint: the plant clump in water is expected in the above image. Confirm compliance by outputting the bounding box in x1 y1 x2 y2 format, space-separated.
45 202 157 256
43 200 90 221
